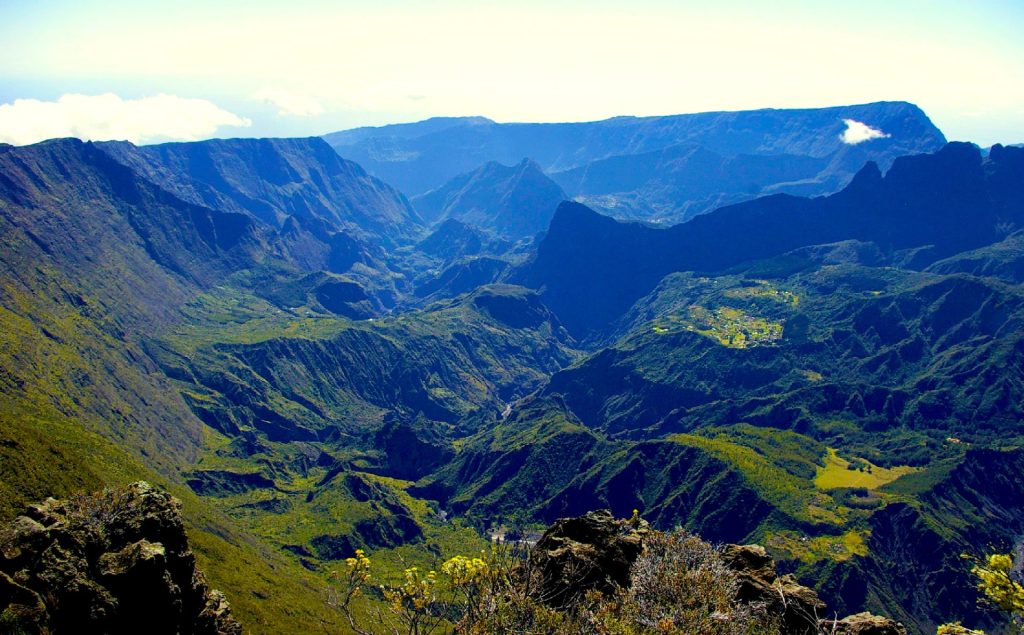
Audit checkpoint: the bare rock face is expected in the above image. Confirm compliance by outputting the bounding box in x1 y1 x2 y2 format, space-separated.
0 481 242 634
722 543 828 634
722 545 906 635
532 509 649 607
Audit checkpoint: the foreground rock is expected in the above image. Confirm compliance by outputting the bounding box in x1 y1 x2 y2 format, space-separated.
722 543 827 634
822 612 909 635
0 481 242 634
533 509 906 634
532 509 649 606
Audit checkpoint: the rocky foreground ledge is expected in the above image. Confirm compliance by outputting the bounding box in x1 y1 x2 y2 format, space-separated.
532 509 906 635
0 484 907 635
0 481 241 634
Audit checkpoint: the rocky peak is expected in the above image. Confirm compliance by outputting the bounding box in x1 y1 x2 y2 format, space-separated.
0 482 241 634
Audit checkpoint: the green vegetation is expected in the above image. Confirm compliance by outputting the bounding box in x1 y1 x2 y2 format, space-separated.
765 529 869 564
6 137 1024 633
724 281 799 305
938 553 1024 634
334 527 780 635
670 431 844 525
974 553 1024 630
652 305 783 348
814 448 920 491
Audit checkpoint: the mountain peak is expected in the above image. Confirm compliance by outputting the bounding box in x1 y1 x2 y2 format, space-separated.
847 160 884 190
411 158 566 239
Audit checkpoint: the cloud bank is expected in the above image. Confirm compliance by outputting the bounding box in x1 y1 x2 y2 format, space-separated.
251 87 324 117
840 118 891 144
0 93 251 146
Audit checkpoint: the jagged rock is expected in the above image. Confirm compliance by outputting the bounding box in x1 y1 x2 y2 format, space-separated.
98 539 168 578
721 543 778 582
722 544 827 634
0 481 242 634
532 509 649 607
1 570 49 630
823 612 908 635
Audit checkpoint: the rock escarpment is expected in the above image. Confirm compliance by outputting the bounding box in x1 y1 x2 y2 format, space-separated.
0 482 241 634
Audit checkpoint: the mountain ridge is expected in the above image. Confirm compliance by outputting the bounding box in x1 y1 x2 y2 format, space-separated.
3 120 1024 635
520 142 1023 338
324 101 946 223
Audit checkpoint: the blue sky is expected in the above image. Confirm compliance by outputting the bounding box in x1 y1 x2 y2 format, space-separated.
1 0 1022 145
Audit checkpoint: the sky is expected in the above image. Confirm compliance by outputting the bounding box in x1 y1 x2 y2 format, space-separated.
1 0 1022 146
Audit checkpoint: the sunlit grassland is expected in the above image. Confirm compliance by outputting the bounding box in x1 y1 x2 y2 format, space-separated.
669 431 846 525
814 448 920 490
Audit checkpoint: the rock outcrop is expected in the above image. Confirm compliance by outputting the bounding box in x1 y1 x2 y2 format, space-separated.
532 510 906 635
823 612 909 635
532 509 649 607
722 543 828 634
0 482 241 634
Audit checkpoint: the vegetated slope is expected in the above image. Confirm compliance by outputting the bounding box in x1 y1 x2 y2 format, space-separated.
410 255 513 303
0 138 261 483
155 282 577 445
5 127 1022 634
0 139 366 632
411 158 567 240
0 135 574 633
420 149 1024 631
541 268 1024 440
413 219 513 264
100 136 420 243
520 142 1024 338
100 136 424 305
424 395 1024 633
117 278 574 592
850 447 1024 633
325 101 945 223
926 230 1024 283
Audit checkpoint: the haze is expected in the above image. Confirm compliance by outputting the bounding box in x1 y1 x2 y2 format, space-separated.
2 0 1022 146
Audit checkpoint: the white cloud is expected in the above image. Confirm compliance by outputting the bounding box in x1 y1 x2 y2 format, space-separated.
0 93 251 146
251 87 324 117
840 118 891 144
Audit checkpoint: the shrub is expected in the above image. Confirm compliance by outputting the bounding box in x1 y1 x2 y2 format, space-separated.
582 530 778 635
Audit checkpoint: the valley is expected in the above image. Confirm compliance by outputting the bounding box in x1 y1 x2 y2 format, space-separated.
1 104 1023 634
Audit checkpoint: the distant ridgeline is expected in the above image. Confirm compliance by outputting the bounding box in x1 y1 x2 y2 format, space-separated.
1 106 1023 635
325 101 945 224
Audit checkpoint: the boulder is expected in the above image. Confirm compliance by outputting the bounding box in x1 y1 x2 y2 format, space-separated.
722 543 827 634
0 481 242 634
532 509 649 607
823 612 908 635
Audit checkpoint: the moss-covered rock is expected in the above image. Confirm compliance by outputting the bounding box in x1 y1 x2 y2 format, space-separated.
0 482 241 634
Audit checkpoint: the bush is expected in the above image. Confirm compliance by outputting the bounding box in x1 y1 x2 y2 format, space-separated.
330 529 780 634
582 530 778 635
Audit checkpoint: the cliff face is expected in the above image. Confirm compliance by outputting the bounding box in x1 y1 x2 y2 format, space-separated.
0 482 241 634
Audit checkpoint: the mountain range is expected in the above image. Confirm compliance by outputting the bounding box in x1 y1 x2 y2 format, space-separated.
325 101 946 224
1 104 1022 634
